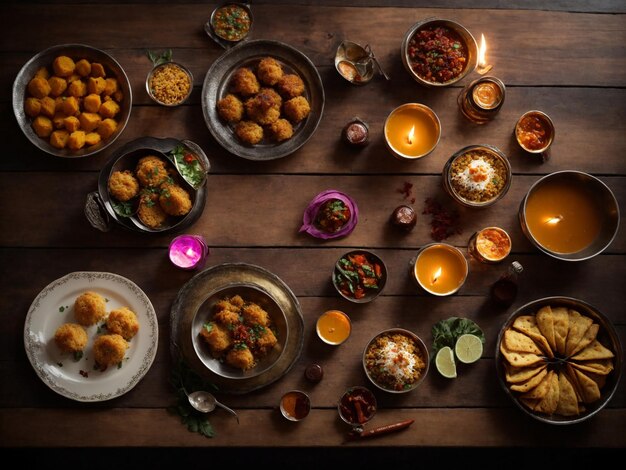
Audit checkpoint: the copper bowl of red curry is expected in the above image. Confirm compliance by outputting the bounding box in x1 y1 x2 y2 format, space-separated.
401 18 478 87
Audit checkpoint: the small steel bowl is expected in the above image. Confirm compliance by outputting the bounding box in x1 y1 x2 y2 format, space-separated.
206 2 253 48
401 18 478 87
514 110 555 154
337 385 377 426
519 170 620 261
495 296 622 425
191 284 289 380
146 61 193 107
280 390 311 421
443 144 512 208
332 250 387 303
363 328 430 394
12 43 132 158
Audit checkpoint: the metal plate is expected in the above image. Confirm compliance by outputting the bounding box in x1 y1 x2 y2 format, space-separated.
95 136 208 234
171 263 304 394
13 44 132 158
201 39 324 161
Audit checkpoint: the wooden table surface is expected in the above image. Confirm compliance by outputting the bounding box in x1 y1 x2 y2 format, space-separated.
1 1 625 453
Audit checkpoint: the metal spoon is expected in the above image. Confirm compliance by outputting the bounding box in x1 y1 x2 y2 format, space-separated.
364 45 390 80
186 389 240 424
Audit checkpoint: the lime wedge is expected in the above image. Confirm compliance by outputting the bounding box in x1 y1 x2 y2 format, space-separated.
455 333 483 364
435 346 457 378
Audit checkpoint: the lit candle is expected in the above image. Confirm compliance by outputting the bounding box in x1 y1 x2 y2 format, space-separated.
168 234 209 270
316 310 351 345
524 179 602 255
476 34 493 74
413 243 468 296
384 103 441 160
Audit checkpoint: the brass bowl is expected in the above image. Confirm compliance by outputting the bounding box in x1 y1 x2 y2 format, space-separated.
332 249 387 303
146 61 193 107
515 110 555 153
495 296 622 425
401 18 478 87
443 144 512 208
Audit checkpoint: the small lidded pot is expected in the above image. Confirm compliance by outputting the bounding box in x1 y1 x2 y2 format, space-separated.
342 117 369 147
515 110 555 154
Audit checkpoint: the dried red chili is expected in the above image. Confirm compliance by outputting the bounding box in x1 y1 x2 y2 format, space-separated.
422 197 462 241
396 181 414 203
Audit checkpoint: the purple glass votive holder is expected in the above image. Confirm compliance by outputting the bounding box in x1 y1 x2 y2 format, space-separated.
168 235 209 270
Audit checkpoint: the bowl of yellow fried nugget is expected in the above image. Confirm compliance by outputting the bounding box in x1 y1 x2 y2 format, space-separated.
496 296 622 424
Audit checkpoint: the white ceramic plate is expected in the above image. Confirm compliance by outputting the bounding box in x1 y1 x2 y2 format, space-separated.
24 272 158 402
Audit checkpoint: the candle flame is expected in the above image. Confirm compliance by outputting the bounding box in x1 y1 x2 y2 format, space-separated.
432 266 442 284
477 34 493 74
186 247 196 257
407 126 415 145
545 215 563 225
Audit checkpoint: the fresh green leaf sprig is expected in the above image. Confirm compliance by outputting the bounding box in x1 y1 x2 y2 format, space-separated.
147 49 173 67
431 316 485 361
168 359 218 439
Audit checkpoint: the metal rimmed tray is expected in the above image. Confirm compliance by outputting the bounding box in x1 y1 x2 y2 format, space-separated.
201 39 324 161
170 262 304 394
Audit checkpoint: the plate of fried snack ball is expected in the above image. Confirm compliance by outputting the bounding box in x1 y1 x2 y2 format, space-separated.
202 39 324 161
24 272 158 402
85 136 209 234
496 297 622 424
13 44 132 158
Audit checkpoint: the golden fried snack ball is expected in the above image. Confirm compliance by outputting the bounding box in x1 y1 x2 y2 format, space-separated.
68 130 86 151
283 96 311 123
214 308 241 327
93 334 128 367
230 67 260 97
259 87 282 109
39 97 56 118
48 76 68 97
226 346 255 370
75 59 91 77
50 129 70 149
54 323 88 353
24 97 41 117
97 118 117 139
217 94 244 123
84 94 102 113
242 303 270 327
245 95 280 125
106 307 140 341
52 56 76 77
234 120 264 145
159 183 192 216
138 192 168 228
78 112 101 133
200 322 232 357
32 116 53 137
108 170 140 202
268 118 293 142
74 291 107 326
276 73 305 99
27 77 51 99
135 155 168 187
256 57 283 86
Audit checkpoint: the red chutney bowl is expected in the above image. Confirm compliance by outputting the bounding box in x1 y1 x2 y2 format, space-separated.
401 18 478 87
337 386 377 427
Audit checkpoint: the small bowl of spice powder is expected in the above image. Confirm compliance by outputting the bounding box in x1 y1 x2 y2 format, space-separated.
146 57 193 107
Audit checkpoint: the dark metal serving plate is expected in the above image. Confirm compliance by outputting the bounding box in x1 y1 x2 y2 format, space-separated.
170 263 304 394
85 136 209 233
202 39 324 161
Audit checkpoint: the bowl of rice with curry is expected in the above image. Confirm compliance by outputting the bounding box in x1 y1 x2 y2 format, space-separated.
363 328 429 393
442 144 512 208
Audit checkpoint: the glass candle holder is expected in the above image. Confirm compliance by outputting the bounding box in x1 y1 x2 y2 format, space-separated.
458 76 506 124
168 234 209 270
384 103 441 160
412 243 468 296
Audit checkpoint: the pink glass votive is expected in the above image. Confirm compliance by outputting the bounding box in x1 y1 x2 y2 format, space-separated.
168 235 209 270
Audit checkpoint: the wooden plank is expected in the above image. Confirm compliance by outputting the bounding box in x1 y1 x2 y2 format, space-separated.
1 408 625 447
1 6 624 86
0 174 624 251
3 85 625 174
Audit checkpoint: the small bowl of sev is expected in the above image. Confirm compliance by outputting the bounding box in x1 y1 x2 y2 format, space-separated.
146 61 193 107
362 328 429 394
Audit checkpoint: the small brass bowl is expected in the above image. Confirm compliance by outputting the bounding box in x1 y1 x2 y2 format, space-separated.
515 110 555 153
443 144 512 208
146 61 193 107
401 18 478 87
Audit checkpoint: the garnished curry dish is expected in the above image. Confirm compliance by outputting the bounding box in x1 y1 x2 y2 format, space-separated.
407 25 468 83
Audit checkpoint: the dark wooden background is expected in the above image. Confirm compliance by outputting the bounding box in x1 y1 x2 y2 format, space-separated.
1 0 624 464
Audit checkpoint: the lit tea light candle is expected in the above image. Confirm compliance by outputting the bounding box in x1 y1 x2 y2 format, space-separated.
413 243 468 296
384 103 441 160
524 178 602 255
168 234 209 270
316 310 351 345
476 34 493 74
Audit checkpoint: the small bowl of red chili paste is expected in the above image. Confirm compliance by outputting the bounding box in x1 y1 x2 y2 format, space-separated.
208 3 253 45
402 18 478 87
299 189 358 239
